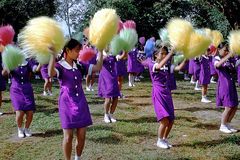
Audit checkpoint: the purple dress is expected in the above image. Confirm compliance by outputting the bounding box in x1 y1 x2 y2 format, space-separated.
116 52 127 76
55 59 93 129
10 60 37 111
98 55 120 98
199 55 211 85
167 59 177 91
136 50 145 73
0 54 6 91
188 59 195 75
40 64 50 79
148 61 175 122
209 56 217 75
214 56 238 108
193 57 201 81
127 49 140 73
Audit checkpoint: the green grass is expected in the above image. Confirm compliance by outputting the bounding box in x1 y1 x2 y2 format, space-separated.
0 72 240 160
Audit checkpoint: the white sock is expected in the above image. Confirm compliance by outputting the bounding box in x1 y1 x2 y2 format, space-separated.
75 155 81 160
195 81 199 88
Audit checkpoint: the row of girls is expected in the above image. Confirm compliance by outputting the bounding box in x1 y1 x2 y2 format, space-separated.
0 39 239 160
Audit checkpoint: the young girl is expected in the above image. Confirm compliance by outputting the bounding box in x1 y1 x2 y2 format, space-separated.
41 64 53 96
141 46 185 149
128 48 140 87
199 49 212 103
189 58 196 84
2 58 40 138
48 39 103 160
214 42 238 134
193 56 201 90
116 51 128 98
0 44 6 115
98 49 127 123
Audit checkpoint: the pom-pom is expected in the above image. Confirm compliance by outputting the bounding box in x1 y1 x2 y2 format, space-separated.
211 30 223 47
89 8 118 50
173 54 184 65
0 25 15 46
18 16 65 64
155 39 162 47
139 37 146 45
229 30 240 54
118 20 123 33
110 35 129 56
209 44 217 54
184 31 211 58
119 28 138 52
167 18 193 52
2 45 25 71
144 39 155 57
204 28 212 38
158 28 169 45
78 48 96 62
123 20 136 29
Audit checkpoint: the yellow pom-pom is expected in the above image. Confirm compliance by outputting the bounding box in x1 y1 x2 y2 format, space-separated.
229 30 240 54
211 30 223 47
204 28 212 38
167 18 193 52
184 31 211 58
89 8 118 50
19 16 65 63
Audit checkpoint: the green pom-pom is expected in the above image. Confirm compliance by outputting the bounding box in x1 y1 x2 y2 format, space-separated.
173 54 184 65
158 28 169 45
110 35 129 56
2 45 25 71
119 29 138 52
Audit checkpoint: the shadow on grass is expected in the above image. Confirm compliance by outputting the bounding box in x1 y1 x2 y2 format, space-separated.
192 122 219 130
88 134 122 144
33 129 62 138
88 125 113 132
118 116 156 123
175 135 240 148
175 107 221 112
175 116 198 123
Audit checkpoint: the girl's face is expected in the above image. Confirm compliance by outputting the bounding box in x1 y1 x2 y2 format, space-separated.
156 48 167 60
219 46 229 57
66 45 81 60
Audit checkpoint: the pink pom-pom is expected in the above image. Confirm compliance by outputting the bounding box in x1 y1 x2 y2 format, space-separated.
78 48 96 62
118 20 123 33
0 25 15 46
139 37 146 45
123 20 136 29
209 44 217 54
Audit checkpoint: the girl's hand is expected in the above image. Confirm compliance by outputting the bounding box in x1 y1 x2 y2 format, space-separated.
48 45 57 55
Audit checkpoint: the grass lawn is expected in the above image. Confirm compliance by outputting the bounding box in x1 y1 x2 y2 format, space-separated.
0 72 240 160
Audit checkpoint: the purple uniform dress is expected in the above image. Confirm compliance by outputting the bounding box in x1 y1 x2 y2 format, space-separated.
214 56 238 108
0 54 6 91
209 56 217 75
40 64 50 79
116 52 127 76
193 57 201 81
199 55 211 85
55 59 93 129
167 59 177 91
188 59 195 75
236 56 240 86
147 61 175 122
128 49 140 73
136 50 145 73
98 55 120 98
10 60 37 111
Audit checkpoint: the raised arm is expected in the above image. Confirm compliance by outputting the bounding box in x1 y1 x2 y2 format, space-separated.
215 52 234 68
92 51 103 72
155 48 174 70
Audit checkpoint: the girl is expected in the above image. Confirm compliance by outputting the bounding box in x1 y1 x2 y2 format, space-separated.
0 44 6 115
214 42 238 134
199 49 212 103
41 64 53 96
2 58 40 138
116 51 128 98
48 39 103 160
98 49 127 123
128 48 140 87
189 58 196 84
141 46 185 149
193 56 201 90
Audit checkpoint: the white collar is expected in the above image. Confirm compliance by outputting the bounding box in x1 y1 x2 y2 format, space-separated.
58 59 78 70
20 60 28 66
202 55 209 59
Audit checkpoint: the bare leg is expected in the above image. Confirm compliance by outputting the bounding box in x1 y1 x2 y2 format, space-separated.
16 111 25 128
163 120 174 139
75 128 86 157
202 84 208 96
221 107 232 125
158 118 169 139
63 129 74 160
227 107 238 123
110 97 118 114
104 98 111 114
25 111 33 128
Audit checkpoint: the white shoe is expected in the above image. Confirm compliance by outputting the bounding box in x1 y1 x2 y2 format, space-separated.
18 128 25 138
178 71 184 75
104 114 111 123
35 75 41 80
184 75 190 81
86 87 91 91
24 128 32 137
201 97 211 103
48 91 53 96
139 75 144 79
164 139 172 148
226 124 238 133
109 114 117 123
194 87 201 91
134 77 141 82
129 83 135 87
157 139 169 149
210 80 217 84
43 91 48 96
0 109 3 116
219 125 232 134
90 88 94 92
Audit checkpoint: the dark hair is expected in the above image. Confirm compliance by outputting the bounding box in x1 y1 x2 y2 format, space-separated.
153 46 169 61
59 38 82 60
218 41 228 49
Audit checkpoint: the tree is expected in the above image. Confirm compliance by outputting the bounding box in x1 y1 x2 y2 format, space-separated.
0 0 56 38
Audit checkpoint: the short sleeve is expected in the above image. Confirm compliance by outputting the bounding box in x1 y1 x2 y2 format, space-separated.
214 56 221 68
55 63 63 78
27 59 38 72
